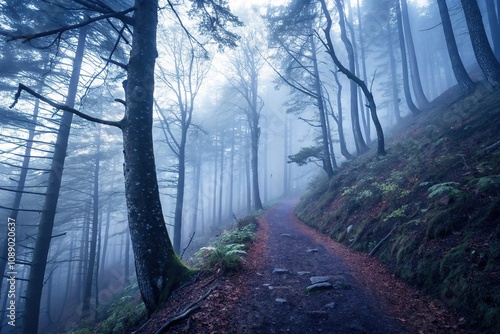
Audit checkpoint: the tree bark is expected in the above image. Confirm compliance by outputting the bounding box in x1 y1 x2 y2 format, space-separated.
82 128 101 318
332 68 354 160
388 22 402 123
485 0 500 60
311 35 335 178
22 27 87 334
460 0 500 87
395 0 420 114
121 1 192 315
437 0 475 94
400 0 430 108
333 0 368 155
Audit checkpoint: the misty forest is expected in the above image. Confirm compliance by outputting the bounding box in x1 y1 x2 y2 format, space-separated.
0 0 499 333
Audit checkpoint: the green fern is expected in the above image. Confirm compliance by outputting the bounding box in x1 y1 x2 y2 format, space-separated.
427 182 462 200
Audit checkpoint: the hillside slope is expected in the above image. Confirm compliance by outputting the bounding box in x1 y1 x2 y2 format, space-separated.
295 84 500 332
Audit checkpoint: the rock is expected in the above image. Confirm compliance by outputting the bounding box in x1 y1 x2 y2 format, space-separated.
297 271 311 276
272 268 289 274
280 233 292 237
275 298 287 303
306 282 333 291
347 224 353 233
306 248 318 253
268 285 291 290
307 311 328 318
309 276 332 284
324 302 336 309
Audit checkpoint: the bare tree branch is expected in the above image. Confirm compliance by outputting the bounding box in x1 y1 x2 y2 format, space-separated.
5 7 135 43
10 84 123 129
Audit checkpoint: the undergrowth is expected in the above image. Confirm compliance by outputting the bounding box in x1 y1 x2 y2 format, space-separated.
70 281 146 334
190 215 259 272
295 86 500 333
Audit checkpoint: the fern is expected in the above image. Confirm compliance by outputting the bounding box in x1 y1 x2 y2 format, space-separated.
427 182 462 200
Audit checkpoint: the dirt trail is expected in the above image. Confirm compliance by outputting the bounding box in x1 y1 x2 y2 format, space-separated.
140 201 466 333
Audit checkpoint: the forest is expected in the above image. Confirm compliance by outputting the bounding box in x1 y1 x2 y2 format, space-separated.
0 0 499 333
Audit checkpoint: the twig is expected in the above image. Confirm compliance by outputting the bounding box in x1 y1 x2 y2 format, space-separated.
369 223 398 257
180 232 195 260
153 285 217 334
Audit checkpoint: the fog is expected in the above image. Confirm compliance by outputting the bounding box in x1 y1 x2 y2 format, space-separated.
0 0 498 332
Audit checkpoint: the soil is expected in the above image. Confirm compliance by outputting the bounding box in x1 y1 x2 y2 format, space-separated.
135 200 470 334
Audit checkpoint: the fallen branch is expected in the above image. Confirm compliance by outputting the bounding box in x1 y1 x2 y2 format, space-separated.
483 139 500 153
369 223 398 257
154 285 217 334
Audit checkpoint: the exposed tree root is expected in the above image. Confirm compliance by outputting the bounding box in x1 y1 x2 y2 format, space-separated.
154 285 217 334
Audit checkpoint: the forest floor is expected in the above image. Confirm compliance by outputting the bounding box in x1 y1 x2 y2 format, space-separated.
135 200 471 334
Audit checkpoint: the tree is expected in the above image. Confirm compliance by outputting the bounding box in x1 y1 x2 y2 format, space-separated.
333 0 368 155
437 0 475 94
155 29 210 254
8 0 241 320
460 0 500 88
318 0 386 156
394 0 420 114
399 0 430 108
21 27 88 334
227 37 264 210
267 2 338 175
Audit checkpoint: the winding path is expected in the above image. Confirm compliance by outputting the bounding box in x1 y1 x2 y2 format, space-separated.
233 201 463 333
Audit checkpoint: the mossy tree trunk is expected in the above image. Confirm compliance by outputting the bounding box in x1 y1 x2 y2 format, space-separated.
122 0 192 314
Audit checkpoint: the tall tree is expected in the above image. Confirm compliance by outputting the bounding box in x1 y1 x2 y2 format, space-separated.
394 0 420 114
319 0 386 155
156 30 210 254
333 0 368 155
460 0 500 87
484 0 500 59
9 0 241 318
227 37 264 210
399 0 430 108
21 27 87 334
267 2 337 175
437 0 475 94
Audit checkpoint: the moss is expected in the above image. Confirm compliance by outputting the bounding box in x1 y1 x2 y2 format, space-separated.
158 259 197 307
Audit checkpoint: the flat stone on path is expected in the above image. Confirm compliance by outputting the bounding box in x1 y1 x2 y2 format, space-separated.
325 302 336 309
272 268 289 274
307 248 318 253
275 298 287 303
297 271 311 276
280 233 292 237
310 276 332 284
306 282 333 291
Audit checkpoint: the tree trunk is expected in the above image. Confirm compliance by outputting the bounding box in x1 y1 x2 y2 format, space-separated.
395 0 420 114
311 35 335 178
82 129 101 318
388 22 402 123
121 1 192 315
173 125 187 254
320 0 386 155
460 0 500 87
485 0 500 60
334 0 368 155
437 0 475 94
0 96 40 309
22 27 87 334
400 0 430 108
332 69 354 160
218 131 224 224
